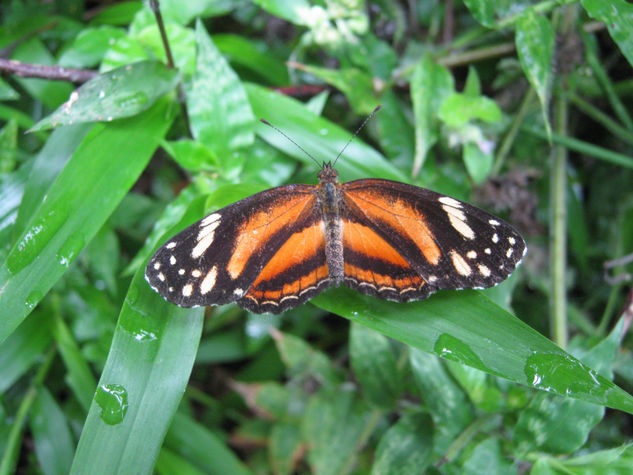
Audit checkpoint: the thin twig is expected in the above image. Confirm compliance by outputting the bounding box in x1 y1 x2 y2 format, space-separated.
0 58 97 83
149 0 192 138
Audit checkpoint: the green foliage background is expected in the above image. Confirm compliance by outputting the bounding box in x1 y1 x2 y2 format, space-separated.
1 0 633 474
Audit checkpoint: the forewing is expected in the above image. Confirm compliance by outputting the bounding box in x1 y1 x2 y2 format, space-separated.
145 184 320 309
341 179 526 296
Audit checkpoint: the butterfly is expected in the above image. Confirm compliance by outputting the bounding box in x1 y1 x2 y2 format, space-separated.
145 160 527 314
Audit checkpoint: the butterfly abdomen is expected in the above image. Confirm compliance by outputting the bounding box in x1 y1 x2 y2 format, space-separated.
318 175 344 285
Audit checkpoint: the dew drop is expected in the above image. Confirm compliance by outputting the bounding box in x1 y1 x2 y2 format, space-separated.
95 383 128 425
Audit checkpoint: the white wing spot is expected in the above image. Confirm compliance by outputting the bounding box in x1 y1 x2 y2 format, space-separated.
170 255 176 265
451 250 472 276
158 272 165 282
178 269 185 275
466 250 477 259
192 231 216 258
168 287 173 292
200 266 218 295
439 196 462 208
489 219 500 226
446 211 475 240
191 269 202 278
201 213 221 226
182 283 193 297
492 233 499 243
508 236 516 245
442 204 466 221
198 219 220 241
234 288 244 297
478 264 491 277
166 242 177 249
428 275 438 283
506 248 513 258
485 248 492 255
153 262 161 270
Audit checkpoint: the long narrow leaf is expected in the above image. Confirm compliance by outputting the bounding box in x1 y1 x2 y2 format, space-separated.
0 98 174 344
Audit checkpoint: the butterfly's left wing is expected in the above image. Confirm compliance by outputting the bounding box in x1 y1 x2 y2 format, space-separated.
340 178 526 301
145 184 331 313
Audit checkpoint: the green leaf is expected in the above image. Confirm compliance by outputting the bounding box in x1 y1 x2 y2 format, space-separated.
350 323 401 408
252 0 311 26
163 413 251 475
409 349 473 452
302 387 372 475
156 448 206 475
313 289 633 414
371 413 433 475
0 119 18 173
292 63 377 115
58 26 127 68
462 438 516 475
463 142 493 184
158 0 235 24
411 55 454 175
462 0 496 27
90 1 143 26
188 21 255 159
11 38 73 109
240 139 296 187
546 443 633 473
0 98 174 345
438 93 502 127
162 139 219 173
513 319 624 455
52 312 97 412
30 387 74 475
70 257 204 473
269 423 303 475
446 362 504 412
0 77 20 101
13 123 91 240
581 0 633 69
272 330 342 387
376 90 414 165
245 82 406 183
515 12 554 137
0 310 52 392
214 34 289 85
30 61 178 132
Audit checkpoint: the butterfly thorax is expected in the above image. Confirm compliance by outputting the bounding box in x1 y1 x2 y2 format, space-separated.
317 163 344 284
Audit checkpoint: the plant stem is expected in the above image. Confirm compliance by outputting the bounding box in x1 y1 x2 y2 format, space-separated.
493 87 536 175
522 126 633 170
0 346 56 475
585 35 633 131
565 92 633 146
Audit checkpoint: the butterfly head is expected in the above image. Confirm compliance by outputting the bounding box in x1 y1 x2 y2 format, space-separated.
317 161 339 184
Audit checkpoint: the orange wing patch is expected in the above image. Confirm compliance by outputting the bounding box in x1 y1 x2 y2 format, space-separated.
227 194 316 279
240 221 330 312
344 189 441 266
342 218 427 300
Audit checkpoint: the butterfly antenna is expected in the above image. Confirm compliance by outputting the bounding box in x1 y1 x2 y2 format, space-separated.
260 119 321 167
333 105 381 166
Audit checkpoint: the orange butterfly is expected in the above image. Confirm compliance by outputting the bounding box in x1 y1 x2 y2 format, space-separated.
145 154 526 314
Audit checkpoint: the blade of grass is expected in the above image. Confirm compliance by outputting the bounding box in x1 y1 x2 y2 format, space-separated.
70 200 206 475
0 98 175 345
313 288 633 414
